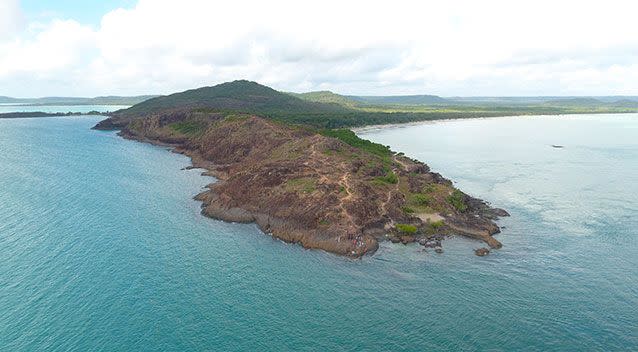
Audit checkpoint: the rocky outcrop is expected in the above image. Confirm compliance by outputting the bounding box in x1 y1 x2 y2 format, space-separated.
96 110 508 257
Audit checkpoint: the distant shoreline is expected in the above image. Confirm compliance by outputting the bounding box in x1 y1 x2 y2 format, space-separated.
0 111 110 119
352 111 638 133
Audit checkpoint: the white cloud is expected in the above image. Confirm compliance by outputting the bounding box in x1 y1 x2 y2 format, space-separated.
1 0 638 96
0 0 24 39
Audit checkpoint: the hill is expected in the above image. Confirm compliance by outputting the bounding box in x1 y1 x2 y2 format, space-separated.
96 81 638 131
0 96 20 104
611 99 638 108
543 97 604 106
118 80 349 117
96 81 529 130
290 91 359 108
349 94 450 105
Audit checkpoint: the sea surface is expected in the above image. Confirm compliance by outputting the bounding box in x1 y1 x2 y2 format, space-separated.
1 112 637 351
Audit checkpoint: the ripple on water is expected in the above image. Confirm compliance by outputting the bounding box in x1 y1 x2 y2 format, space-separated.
0 114 637 351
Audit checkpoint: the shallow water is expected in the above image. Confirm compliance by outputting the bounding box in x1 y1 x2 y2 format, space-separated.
1 113 636 351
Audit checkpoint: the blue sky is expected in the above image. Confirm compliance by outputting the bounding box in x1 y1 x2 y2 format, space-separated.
20 0 135 27
1 0 638 97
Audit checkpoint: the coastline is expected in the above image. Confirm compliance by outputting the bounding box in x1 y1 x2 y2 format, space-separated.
107 114 509 258
352 113 563 134
117 129 382 257
351 111 638 134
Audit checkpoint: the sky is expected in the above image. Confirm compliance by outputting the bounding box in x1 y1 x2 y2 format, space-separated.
1 0 638 97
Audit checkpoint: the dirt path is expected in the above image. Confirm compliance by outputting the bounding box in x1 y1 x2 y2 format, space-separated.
379 156 403 227
308 140 357 229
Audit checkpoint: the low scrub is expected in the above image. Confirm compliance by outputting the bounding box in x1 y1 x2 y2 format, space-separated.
412 193 432 206
447 189 468 212
375 171 398 184
169 121 207 135
396 223 418 234
320 129 391 159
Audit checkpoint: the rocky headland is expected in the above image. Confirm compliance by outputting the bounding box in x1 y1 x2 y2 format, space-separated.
94 80 508 257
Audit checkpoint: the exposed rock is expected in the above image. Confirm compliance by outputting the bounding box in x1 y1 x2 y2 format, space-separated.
96 111 509 257
475 248 490 256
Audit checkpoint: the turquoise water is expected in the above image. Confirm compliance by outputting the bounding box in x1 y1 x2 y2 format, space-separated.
0 105 129 114
1 114 637 351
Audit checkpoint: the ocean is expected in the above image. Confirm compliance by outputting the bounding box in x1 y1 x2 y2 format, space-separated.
1 112 636 351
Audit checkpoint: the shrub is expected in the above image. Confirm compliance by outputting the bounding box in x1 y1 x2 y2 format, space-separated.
376 171 398 184
447 189 468 212
285 178 316 193
169 121 206 135
430 220 445 230
402 206 415 214
412 193 432 206
423 184 436 193
319 129 391 158
396 223 418 234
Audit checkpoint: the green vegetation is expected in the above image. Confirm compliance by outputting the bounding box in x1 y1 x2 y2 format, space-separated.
290 91 358 108
447 189 468 212
430 220 445 230
285 177 316 193
396 224 418 234
169 121 207 135
375 171 398 185
423 183 436 193
402 206 415 214
424 220 445 235
113 80 638 130
319 129 391 158
412 194 432 206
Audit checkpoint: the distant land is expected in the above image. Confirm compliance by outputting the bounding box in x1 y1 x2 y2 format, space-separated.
93 82 638 129
3 89 638 112
0 95 159 106
291 90 638 109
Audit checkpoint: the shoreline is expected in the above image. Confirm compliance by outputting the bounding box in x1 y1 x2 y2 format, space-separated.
118 130 378 258
352 111 638 133
107 115 508 258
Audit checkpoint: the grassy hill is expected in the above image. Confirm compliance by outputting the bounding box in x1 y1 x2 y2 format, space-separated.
543 98 604 106
97 80 638 130
290 91 359 108
119 80 348 117
349 94 450 105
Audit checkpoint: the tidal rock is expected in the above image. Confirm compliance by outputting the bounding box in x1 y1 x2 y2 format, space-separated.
474 248 490 256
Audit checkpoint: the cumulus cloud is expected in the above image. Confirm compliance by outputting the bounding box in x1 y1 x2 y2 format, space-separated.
1 0 638 96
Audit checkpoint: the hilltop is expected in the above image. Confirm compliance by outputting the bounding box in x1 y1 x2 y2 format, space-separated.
290 90 359 108
99 80 352 129
112 80 346 117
